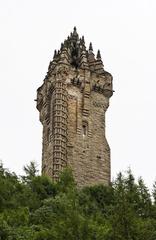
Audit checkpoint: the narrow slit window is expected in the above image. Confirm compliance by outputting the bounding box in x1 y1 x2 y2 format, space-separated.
82 122 88 137
83 125 87 136
47 128 50 143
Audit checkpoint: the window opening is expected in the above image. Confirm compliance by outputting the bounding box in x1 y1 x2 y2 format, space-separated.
83 125 87 136
82 121 88 137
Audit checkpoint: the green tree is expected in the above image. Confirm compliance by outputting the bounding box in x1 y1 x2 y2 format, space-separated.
152 181 156 204
0 161 156 240
110 172 138 240
137 177 152 218
22 161 39 183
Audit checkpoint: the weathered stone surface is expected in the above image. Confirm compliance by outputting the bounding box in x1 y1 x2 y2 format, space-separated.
36 27 113 187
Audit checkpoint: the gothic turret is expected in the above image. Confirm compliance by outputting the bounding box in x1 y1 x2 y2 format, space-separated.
36 27 113 186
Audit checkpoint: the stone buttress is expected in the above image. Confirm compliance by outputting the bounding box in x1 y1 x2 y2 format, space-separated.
36 27 113 186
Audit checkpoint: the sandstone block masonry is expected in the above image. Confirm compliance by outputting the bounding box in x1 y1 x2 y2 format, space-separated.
36 27 113 187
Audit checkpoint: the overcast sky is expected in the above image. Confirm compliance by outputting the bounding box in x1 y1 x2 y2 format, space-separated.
0 0 156 189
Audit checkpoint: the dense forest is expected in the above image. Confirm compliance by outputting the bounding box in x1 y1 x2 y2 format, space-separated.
0 162 156 240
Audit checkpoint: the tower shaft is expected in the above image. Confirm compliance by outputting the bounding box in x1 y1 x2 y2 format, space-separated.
36 28 113 186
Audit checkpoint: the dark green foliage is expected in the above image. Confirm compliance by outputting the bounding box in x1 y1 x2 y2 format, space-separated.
22 161 39 183
0 161 156 240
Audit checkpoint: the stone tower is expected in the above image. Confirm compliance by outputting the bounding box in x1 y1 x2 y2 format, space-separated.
36 27 113 187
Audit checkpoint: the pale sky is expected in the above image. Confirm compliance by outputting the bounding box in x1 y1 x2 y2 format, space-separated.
0 0 156 189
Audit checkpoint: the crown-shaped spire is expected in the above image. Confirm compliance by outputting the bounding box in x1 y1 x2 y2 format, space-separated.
45 27 105 75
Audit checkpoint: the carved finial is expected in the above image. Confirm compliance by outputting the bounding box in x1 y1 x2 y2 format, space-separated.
80 36 85 46
73 26 77 35
89 42 93 51
53 50 57 58
82 44 86 51
73 26 78 37
95 49 104 74
61 43 64 50
64 40 68 47
97 50 101 59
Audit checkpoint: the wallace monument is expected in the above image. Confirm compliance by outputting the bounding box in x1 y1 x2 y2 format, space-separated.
36 27 113 187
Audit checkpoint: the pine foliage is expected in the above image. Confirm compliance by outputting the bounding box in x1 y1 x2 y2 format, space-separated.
0 162 156 239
